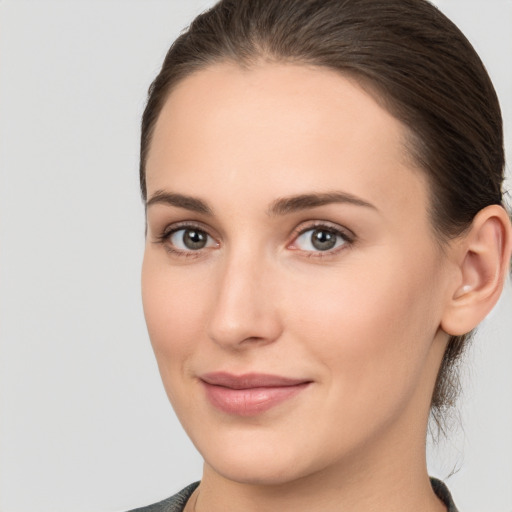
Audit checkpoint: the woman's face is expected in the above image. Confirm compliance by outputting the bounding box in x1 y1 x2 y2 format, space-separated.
142 62 452 485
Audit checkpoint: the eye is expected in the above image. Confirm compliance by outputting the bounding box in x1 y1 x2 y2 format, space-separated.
168 227 216 251
292 226 350 253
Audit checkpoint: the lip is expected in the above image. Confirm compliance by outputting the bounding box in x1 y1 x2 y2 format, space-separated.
200 372 312 416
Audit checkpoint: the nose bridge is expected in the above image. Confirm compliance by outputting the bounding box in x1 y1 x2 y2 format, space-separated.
207 241 281 349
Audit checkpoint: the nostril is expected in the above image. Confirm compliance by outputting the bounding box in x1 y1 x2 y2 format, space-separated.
206 306 283 349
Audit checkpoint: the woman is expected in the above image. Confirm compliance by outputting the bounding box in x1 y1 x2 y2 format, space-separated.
132 0 512 510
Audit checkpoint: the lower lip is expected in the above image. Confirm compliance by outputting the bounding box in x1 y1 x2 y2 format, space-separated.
202 382 310 416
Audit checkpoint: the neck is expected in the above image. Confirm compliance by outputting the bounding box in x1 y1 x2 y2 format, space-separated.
194 426 447 512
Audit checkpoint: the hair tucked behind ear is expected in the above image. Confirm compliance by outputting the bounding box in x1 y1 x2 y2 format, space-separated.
140 0 506 432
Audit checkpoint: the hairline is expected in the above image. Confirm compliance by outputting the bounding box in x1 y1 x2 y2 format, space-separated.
141 55 453 247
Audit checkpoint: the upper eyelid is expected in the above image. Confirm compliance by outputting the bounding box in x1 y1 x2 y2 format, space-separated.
287 224 355 260
291 220 354 239
154 219 355 248
149 221 218 249
161 220 218 239
159 219 352 235
155 224 217 257
163 219 208 232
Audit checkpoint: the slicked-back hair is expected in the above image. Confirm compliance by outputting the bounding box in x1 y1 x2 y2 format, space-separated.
139 0 505 430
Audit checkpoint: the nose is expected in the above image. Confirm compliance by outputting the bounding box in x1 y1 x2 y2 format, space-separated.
206 248 283 350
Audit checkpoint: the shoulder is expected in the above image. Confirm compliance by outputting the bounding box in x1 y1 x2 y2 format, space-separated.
127 479 456 511
127 482 200 512
430 477 459 512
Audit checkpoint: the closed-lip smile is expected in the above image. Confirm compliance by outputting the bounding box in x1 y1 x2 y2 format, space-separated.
199 372 312 416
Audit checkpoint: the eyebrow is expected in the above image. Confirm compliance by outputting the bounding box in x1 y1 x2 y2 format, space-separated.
146 190 213 215
267 191 377 216
145 190 377 216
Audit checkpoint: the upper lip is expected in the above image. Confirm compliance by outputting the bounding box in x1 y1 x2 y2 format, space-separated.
200 372 311 389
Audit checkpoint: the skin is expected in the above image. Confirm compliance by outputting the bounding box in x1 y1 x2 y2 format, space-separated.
141 61 486 512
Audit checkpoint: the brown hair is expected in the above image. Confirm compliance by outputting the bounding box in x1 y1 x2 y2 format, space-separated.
139 0 505 429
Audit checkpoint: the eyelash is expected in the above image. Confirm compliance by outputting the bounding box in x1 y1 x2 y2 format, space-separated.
153 221 355 260
289 221 355 258
153 221 214 259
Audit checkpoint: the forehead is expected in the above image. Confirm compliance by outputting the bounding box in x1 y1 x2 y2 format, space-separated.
146 61 428 219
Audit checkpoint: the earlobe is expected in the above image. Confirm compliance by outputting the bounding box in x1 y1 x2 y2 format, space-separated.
441 205 512 336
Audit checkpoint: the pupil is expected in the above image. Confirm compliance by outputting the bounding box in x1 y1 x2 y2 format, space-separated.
312 229 336 250
183 229 207 250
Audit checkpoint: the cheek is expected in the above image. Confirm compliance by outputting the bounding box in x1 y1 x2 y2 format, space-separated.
286 248 442 408
141 251 212 381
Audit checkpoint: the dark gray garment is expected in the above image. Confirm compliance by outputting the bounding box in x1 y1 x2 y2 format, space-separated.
128 478 459 511
128 482 199 512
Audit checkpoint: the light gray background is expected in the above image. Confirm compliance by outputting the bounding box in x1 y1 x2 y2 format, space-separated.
0 1 510 511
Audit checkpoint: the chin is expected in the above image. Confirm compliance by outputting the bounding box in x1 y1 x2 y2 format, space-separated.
207 456 309 487
194 426 334 487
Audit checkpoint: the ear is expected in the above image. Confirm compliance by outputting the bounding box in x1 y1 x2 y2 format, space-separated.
441 204 512 336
